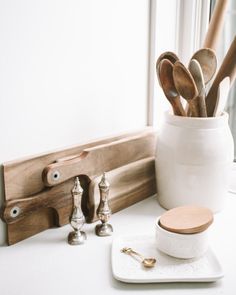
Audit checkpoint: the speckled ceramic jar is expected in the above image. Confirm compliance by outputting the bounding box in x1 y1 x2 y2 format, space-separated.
155 216 209 259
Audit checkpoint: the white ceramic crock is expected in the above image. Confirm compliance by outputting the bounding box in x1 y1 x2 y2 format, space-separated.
155 112 234 212
155 217 209 259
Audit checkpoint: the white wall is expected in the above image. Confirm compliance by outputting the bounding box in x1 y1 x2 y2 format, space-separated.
0 0 150 162
0 0 150 244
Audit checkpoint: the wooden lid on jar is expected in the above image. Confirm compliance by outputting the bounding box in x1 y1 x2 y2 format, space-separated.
159 205 214 234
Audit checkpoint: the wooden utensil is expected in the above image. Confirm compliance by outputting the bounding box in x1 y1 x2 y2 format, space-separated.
213 77 230 116
206 36 236 116
189 59 207 117
173 61 199 117
156 51 179 85
203 0 229 51
159 205 214 234
191 48 217 84
158 59 186 116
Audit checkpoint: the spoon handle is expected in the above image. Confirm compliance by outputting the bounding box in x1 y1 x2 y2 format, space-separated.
197 88 207 117
128 249 144 261
184 103 191 117
188 100 199 117
172 98 187 116
121 247 144 262
206 36 236 116
203 0 229 51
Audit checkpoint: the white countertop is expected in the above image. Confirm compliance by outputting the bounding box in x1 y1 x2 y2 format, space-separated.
0 194 236 295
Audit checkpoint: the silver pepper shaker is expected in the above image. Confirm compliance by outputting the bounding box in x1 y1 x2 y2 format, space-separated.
68 177 87 245
95 172 113 236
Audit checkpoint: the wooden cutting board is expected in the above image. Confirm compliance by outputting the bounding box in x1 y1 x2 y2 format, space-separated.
1 128 157 245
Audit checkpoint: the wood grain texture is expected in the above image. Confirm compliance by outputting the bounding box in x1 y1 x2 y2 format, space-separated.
3 128 152 201
158 59 186 116
159 205 214 234
173 61 199 117
190 49 217 84
203 0 229 51
206 36 236 116
1 128 157 245
43 132 156 187
188 59 207 117
87 157 156 222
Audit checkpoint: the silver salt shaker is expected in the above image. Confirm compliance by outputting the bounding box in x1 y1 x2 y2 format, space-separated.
68 177 87 245
95 172 113 236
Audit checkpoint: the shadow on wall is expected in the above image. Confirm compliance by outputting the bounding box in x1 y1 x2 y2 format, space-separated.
0 165 6 245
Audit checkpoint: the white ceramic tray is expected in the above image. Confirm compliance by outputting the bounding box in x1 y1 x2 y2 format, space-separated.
112 235 223 283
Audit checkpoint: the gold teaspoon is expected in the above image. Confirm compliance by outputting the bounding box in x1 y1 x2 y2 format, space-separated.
121 247 156 268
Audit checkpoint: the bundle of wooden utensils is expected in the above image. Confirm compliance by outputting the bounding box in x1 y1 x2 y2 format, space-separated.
156 0 236 118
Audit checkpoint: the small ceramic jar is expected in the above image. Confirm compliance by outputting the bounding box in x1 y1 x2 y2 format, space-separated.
155 206 213 259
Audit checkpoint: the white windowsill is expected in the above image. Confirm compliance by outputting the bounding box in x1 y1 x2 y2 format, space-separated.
0 195 235 294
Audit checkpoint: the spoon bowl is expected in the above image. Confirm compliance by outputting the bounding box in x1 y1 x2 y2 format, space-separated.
142 258 157 268
158 59 186 116
156 51 179 68
156 51 179 85
173 61 199 117
191 48 217 84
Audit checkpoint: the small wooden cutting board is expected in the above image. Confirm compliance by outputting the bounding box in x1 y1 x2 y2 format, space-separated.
159 205 214 234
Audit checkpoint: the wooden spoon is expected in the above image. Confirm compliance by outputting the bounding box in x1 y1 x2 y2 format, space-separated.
191 48 217 84
158 59 186 116
206 36 236 116
189 59 207 117
173 61 199 117
156 51 179 86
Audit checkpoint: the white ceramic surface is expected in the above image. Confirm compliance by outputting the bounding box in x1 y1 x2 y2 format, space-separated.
155 217 209 259
112 234 223 283
155 111 234 212
229 162 236 194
